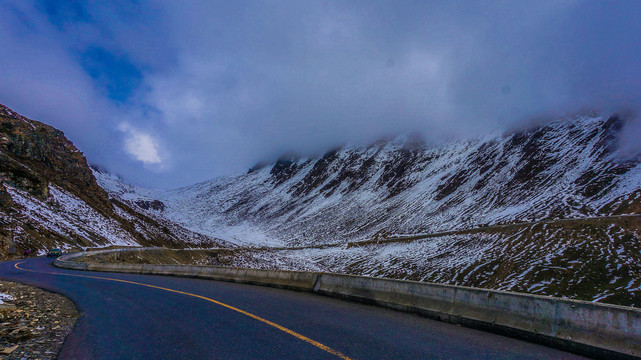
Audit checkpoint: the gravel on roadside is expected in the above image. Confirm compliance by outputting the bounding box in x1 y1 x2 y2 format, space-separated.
0 280 79 360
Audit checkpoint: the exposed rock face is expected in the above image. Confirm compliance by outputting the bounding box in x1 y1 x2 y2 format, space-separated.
0 104 109 212
0 104 229 258
134 200 166 212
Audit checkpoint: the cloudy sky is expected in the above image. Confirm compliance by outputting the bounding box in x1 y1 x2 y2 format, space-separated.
1 1 640 188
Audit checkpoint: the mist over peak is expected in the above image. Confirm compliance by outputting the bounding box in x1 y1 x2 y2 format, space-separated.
1 1 640 188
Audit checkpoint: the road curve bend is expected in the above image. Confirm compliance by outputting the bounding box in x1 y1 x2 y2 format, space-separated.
0 257 588 360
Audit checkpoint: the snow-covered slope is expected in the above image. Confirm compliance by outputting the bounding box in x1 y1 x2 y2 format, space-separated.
246 216 641 306
101 113 641 247
6 100 637 304
93 112 641 306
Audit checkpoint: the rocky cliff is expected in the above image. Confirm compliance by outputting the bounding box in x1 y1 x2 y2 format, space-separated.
0 104 228 258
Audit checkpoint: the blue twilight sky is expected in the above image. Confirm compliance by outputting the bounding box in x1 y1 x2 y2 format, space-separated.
1 1 640 188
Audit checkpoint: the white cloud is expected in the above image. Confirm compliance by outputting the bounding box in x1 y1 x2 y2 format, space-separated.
2 1 641 188
118 123 163 165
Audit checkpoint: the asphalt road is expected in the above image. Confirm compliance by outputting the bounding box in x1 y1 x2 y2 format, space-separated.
0 257 589 360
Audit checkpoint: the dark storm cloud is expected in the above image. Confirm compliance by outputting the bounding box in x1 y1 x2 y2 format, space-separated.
1 1 640 188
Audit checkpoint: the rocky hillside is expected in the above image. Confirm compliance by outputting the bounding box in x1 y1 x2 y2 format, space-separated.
97 112 641 306
107 113 640 245
0 104 228 258
2 102 639 306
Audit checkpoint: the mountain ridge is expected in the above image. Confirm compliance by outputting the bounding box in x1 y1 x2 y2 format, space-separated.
2 103 640 306
93 111 641 306
102 113 639 247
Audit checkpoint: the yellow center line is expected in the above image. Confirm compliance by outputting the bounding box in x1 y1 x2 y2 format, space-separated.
14 262 353 360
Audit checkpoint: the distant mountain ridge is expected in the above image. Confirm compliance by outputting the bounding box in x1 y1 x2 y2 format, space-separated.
101 112 640 246
3 102 639 249
95 112 641 306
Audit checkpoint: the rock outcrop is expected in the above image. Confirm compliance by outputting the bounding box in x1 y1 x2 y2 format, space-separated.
0 104 229 258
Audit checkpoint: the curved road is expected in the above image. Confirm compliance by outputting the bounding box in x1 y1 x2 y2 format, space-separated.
0 257 588 360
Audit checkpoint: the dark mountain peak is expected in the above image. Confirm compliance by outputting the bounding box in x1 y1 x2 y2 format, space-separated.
248 160 270 174
89 163 110 174
603 114 624 132
0 104 24 121
0 105 108 207
401 132 426 150
270 152 303 184
271 158 296 173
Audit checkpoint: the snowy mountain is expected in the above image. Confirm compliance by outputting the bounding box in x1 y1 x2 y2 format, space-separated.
96 112 641 306
3 101 640 306
102 113 641 246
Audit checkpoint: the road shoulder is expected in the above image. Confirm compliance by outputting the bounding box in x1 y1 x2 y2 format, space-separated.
0 280 79 359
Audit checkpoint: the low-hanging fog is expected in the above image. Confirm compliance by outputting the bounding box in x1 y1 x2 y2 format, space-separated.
1 1 640 188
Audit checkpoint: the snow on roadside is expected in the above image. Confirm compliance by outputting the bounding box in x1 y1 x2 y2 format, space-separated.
0 292 13 305
7 185 139 248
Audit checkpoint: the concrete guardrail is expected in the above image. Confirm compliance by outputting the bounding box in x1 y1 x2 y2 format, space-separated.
56 248 641 360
